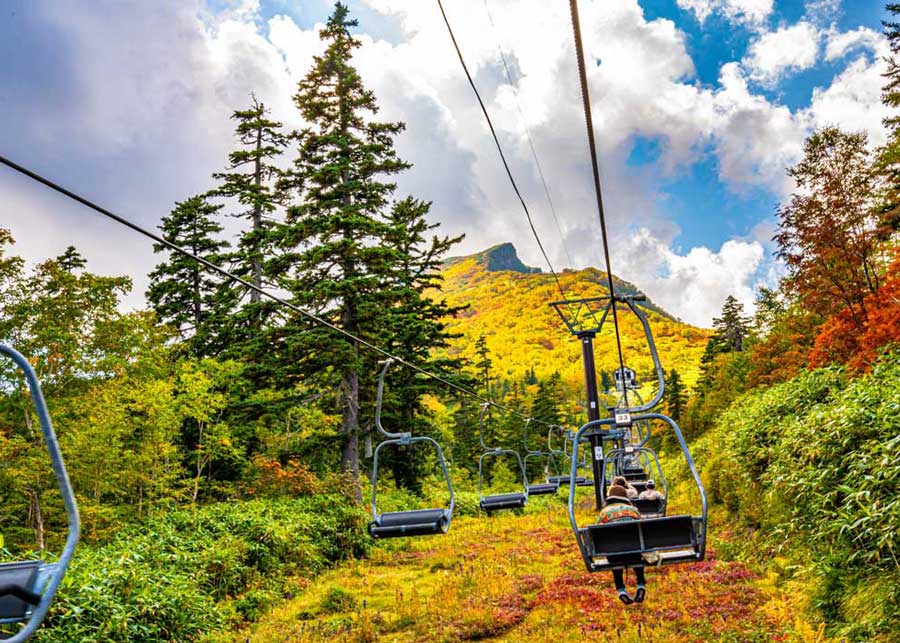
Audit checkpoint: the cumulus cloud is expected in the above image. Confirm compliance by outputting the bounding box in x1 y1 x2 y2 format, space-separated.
616 228 765 326
0 0 891 326
743 22 821 86
825 26 883 61
676 0 774 26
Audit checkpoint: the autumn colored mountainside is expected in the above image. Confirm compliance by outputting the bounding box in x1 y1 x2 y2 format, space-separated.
438 243 711 393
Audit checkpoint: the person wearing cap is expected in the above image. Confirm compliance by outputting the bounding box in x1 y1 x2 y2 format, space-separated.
598 484 647 604
638 480 664 501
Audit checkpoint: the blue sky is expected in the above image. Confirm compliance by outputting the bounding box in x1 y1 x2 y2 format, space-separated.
0 0 892 325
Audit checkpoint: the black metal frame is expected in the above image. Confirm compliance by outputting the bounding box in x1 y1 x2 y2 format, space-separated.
522 420 560 496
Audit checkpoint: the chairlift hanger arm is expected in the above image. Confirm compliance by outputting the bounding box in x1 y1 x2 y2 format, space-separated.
0 345 80 643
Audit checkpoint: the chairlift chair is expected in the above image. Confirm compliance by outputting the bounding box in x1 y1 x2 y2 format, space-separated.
569 414 705 571
368 359 455 539
0 344 80 643
521 420 559 496
477 404 528 512
545 426 592 486
602 446 668 518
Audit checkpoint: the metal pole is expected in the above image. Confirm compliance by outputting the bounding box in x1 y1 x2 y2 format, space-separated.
578 331 604 510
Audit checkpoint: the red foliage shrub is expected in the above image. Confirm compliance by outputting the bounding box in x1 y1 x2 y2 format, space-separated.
809 251 900 371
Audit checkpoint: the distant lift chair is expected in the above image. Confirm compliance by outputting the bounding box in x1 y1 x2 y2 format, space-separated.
477 404 528 512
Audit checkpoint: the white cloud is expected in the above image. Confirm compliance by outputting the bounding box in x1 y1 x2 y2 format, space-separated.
676 0 774 26
743 22 821 86
617 228 765 326
825 26 883 61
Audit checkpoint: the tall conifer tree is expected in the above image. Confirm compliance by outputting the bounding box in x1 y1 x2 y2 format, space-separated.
147 196 231 355
209 96 289 331
280 3 413 496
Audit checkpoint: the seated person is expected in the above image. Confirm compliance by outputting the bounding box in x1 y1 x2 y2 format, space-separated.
638 479 664 501
598 484 646 604
613 475 639 499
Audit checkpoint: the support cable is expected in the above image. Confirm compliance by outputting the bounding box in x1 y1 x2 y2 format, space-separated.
481 0 575 269
567 0 629 409
0 154 556 427
436 0 567 299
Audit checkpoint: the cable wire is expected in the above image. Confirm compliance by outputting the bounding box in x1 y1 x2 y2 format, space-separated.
0 154 557 428
436 0 567 299
567 0 629 408
481 0 574 269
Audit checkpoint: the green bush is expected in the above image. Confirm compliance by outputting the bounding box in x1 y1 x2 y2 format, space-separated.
29 495 369 643
696 353 900 641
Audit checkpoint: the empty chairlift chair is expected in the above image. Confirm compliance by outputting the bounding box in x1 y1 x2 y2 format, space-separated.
522 419 559 496
368 359 455 539
0 344 80 643
478 404 528 512
568 413 706 572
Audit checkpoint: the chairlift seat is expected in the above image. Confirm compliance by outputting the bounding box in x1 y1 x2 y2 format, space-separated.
526 482 559 496
0 560 44 622
575 477 594 487
633 498 665 517
630 481 648 494
547 475 572 485
480 492 527 512
579 515 702 571
624 471 648 482
369 508 450 539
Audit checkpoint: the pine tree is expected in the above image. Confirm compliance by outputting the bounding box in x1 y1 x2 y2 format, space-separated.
877 4 900 238
664 369 686 424
713 295 751 352
209 95 289 331
474 335 493 396
696 296 750 391
376 196 466 491
146 196 231 354
278 3 414 496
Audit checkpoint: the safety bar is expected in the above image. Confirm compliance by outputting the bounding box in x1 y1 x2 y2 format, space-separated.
0 344 80 643
567 414 707 571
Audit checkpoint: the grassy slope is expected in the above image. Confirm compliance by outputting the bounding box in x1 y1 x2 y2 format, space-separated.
437 252 711 394
224 493 832 643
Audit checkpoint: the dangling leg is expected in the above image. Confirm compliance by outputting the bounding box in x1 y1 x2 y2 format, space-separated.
633 566 646 603
612 569 633 605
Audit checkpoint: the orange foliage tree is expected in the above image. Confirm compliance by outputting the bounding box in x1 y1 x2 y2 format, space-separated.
774 127 882 329
809 251 900 371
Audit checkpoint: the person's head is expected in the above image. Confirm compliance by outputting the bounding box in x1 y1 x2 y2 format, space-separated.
613 476 627 487
646 480 656 490
606 484 631 505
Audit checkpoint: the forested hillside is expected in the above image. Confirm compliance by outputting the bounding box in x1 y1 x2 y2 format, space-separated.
439 242 711 395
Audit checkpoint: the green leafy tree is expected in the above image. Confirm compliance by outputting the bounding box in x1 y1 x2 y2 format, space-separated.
278 3 413 497
146 196 232 355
